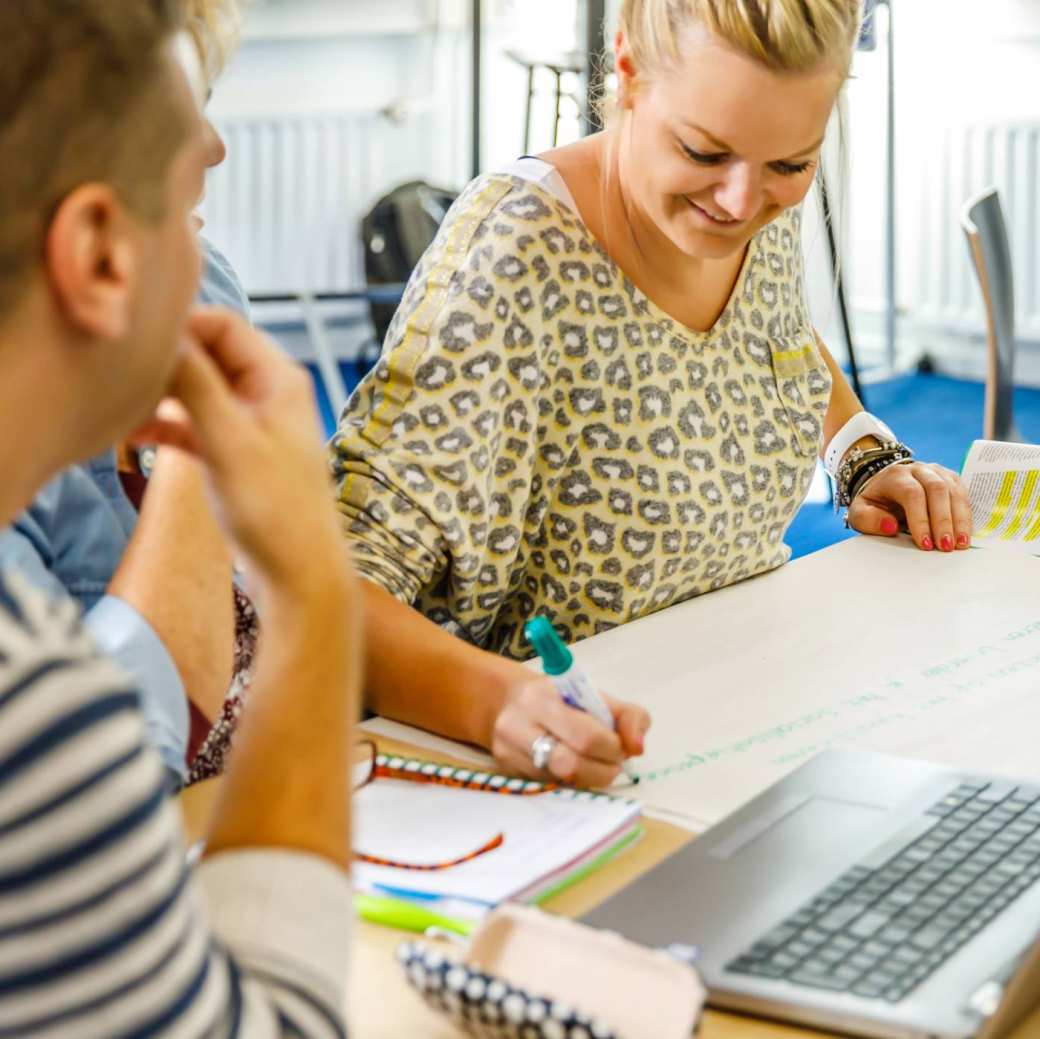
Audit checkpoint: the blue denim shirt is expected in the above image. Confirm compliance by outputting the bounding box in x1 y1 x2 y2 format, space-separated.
0 239 249 784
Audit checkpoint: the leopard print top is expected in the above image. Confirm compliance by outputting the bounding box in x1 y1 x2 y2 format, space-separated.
331 173 832 659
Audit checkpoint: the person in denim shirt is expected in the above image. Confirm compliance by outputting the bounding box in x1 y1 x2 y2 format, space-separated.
0 239 250 788
0 1 256 791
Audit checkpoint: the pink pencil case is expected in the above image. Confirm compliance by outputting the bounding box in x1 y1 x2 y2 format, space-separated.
398 904 706 1039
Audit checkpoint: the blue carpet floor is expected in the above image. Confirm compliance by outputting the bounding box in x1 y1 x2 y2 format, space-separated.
307 361 1040 561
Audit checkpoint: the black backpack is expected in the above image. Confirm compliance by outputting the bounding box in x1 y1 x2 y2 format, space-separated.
361 180 459 345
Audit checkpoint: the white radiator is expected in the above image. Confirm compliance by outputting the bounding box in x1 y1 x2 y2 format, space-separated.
197 110 443 297
917 122 1040 344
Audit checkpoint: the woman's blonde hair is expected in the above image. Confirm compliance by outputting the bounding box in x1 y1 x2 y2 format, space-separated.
618 0 862 80
184 0 246 81
598 2 861 285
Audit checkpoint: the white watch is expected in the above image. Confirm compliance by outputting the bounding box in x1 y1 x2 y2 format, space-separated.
824 412 898 480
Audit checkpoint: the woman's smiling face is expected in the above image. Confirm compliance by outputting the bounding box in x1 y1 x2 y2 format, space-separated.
617 22 843 261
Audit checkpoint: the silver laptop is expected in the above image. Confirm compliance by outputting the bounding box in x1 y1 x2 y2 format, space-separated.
582 750 1040 1038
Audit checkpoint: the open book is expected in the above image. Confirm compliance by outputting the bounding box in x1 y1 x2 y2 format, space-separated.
963 439 1040 551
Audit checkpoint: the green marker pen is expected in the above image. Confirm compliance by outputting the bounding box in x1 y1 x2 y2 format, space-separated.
354 893 474 937
525 616 641 784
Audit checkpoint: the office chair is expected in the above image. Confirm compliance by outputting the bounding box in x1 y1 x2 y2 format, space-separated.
962 187 1019 442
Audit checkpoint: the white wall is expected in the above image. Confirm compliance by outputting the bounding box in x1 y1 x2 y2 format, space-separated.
212 0 470 184
212 0 582 191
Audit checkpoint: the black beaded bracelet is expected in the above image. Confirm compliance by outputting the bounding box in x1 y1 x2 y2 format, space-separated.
835 441 914 509
837 441 910 490
847 456 912 504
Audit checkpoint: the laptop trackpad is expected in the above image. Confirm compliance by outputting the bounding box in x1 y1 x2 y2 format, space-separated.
707 794 886 862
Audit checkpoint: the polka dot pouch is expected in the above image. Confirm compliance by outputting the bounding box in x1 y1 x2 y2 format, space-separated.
397 904 706 1039
398 941 618 1038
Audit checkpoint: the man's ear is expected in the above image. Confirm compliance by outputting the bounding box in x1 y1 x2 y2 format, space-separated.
45 184 137 341
614 31 639 110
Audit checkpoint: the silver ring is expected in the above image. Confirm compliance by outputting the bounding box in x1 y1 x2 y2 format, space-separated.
530 733 557 773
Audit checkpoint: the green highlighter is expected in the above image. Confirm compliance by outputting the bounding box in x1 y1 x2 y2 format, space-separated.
354 893 475 937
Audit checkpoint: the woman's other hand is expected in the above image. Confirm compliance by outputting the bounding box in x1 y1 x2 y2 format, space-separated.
847 461 973 552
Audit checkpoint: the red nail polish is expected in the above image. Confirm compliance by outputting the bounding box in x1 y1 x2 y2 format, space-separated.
958 533 970 548
922 536 934 551
941 535 953 552
880 516 898 536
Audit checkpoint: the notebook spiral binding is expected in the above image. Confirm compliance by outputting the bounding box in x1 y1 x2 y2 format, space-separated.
375 753 638 805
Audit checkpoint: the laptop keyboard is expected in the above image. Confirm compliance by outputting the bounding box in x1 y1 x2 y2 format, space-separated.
727 780 1040 1003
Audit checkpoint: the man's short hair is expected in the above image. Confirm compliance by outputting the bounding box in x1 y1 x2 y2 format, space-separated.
0 1 187 316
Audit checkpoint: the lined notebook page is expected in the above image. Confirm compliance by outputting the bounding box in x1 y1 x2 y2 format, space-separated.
353 779 641 904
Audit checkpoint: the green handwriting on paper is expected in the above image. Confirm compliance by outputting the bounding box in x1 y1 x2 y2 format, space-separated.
638 619 1040 784
638 707 841 782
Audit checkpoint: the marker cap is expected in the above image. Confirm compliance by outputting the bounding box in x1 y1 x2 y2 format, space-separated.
524 617 573 676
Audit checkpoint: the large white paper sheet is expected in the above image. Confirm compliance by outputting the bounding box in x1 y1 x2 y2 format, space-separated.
570 537 1040 826
363 537 1040 831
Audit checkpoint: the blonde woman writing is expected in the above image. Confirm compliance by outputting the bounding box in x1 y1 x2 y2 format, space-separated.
332 0 971 786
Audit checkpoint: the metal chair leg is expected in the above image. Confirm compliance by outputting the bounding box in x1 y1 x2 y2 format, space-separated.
523 64 535 155
299 292 350 420
552 68 563 147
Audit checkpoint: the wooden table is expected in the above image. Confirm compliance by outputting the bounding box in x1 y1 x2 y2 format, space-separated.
181 738 1040 1038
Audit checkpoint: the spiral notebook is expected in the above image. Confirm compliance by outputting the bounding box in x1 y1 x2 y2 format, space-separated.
352 754 643 913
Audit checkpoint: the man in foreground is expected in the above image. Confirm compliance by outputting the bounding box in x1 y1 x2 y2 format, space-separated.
0 3 359 1034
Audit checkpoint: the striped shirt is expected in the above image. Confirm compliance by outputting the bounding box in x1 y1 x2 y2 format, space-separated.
0 569 352 1038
